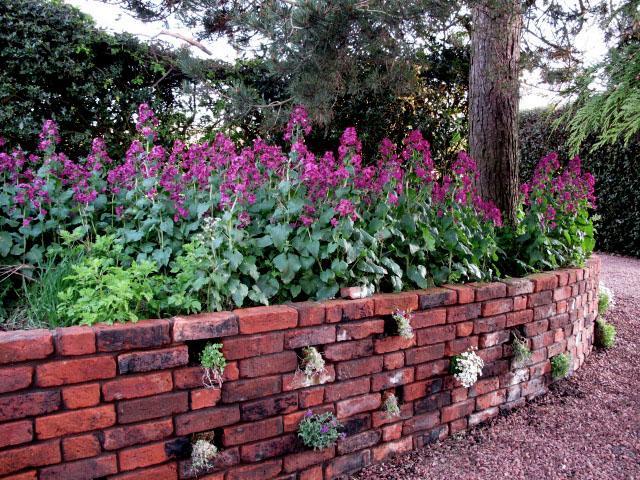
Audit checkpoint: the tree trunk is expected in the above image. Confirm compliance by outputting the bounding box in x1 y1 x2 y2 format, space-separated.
469 0 522 225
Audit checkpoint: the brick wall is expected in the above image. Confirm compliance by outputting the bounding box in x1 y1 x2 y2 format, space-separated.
0 256 601 480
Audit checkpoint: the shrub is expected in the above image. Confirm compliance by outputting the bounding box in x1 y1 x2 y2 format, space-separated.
598 282 614 315
595 319 616 349
551 353 571 379
299 346 326 381
297 411 344 450
450 348 484 388
392 309 414 339
200 343 227 389
382 393 401 418
511 334 532 365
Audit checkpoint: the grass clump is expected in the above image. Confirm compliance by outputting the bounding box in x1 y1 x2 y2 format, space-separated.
511 334 532 365
551 353 571 380
595 318 616 349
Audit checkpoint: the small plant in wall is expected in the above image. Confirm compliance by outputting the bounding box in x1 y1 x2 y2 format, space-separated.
382 392 401 418
595 318 616 349
298 346 326 382
450 347 484 388
392 309 414 339
551 353 571 379
298 410 345 450
511 333 532 366
200 342 226 389
598 282 614 315
190 432 218 474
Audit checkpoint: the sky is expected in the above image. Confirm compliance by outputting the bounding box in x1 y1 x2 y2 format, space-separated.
66 0 609 110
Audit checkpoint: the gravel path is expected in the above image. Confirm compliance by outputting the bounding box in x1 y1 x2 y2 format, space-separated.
353 253 640 480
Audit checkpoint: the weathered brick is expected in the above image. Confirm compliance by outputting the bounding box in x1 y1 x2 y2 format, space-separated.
474 315 507 334
0 420 33 449
173 312 238 342
62 383 100 409
223 376 281 402
447 303 481 323
241 392 298 421
445 336 478 356
405 343 445 365
527 272 559 291
371 368 414 391
240 434 298 463
528 290 553 307
36 356 116 387
324 339 373 361
402 378 442 401
534 303 557 320
523 319 549 337
441 399 475 422
371 403 412 428
103 371 172 401
191 388 221 409
336 319 385 341
470 282 507 301
283 448 335 473
55 326 95 356
36 405 116 439
325 298 374 322
450 417 468 433
109 463 178 480
414 391 451 414
413 425 448 448
336 357 383 380
118 441 171 471
223 417 282 446
456 321 474 337
117 392 188 424
384 351 405 370
282 366 335 391
374 335 416 354
0 365 32 394
222 332 284 360
336 393 381 418
549 313 571 330
416 324 456 346
227 459 283 480
95 320 171 352
417 288 457 309
501 278 534 296
178 448 238 478
337 430 381 455
0 329 53 364
468 407 499 427
481 298 513 316
236 306 298 334
299 387 325 408
443 284 475 304
118 346 189 374
284 325 336 349
324 377 370 402
0 441 61 477
514 295 528 310
553 286 573 302
289 301 326 326
530 330 555 350
173 364 241 390
506 309 534 327
62 433 101 461
299 465 323 480
342 413 372 435
103 418 173 450
373 292 418 315
402 411 440 434
475 389 506 410
411 308 447 329
39 454 117 480
239 351 297 378
382 423 403 441
176 405 241 435
479 330 511 348
371 437 412 463
325 450 371 479
0 390 60 422
451 386 468 403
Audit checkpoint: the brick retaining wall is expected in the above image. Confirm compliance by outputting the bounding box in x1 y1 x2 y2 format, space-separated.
0 256 601 480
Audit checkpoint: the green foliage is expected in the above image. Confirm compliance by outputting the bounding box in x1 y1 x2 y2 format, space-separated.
595 318 616 349
598 283 614 315
200 343 227 371
297 411 343 450
551 353 571 379
511 334 532 365
382 393 401 417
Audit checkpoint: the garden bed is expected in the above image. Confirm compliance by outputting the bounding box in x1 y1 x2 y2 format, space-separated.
0 257 599 479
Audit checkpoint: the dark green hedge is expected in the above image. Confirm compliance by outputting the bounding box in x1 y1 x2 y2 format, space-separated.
520 108 640 257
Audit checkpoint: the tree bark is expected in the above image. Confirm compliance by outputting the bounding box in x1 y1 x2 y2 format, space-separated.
469 0 522 225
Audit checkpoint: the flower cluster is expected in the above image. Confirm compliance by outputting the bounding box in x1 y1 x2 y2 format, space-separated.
298 411 345 450
392 309 414 339
190 438 218 473
299 346 326 380
451 348 484 388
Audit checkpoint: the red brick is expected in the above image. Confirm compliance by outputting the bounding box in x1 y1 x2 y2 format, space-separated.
417 288 457 309
239 351 297 378
373 292 419 315
223 376 281 402
300 387 325 407
481 298 512 316
336 393 381 418
372 403 412 428
173 364 238 390
382 423 403 441
336 357 383 380
337 430 380 455
0 471 37 480
534 303 557 320
0 390 60 422
290 301 326 326
441 399 475 422
475 389 506 410
325 450 371 479
527 273 559 291
416 324 456 346
513 295 528 310
325 298 374 322
468 406 499 426
175 405 240 435
474 314 506 334
523 319 549 337
178 448 238 478
451 387 468 402
443 284 474 303
299 465 323 480
479 330 511 348
55 326 95 356
450 417 467 433
470 282 507 301
411 308 446 329
109 463 178 480
445 336 478 356
62 383 100 409
372 437 412 463
528 290 553 307
103 371 172 401
371 368 414 391
547 341 567 357
374 335 416 354
62 433 101 461
555 270 570 286
405 343 445 365
402 411 440 434
402 378 442 401
414 425 448 447
223 417 282 446
501 278 534 296
36 404 115 439
283 448 335 473
384 351 405 370
284 325 336 349
447 303 481 323
236 305 297 334
241 393 298 421
530 330 555 350
282 365 335 391
456 321 474 337
227 459 283 480
414 391 451 414
191 388 221 409
553 286 572 302
39 454 117 480
0 441 61 476
0 365 32 394
0 420 32 449
240 434 298 463
0 329 53 364
36 356 115 387
222 332 284 360
336 319 385 341
172 312 238 341
95 320 171 352
324 339 372 361
117 392 188 424
103 419 173 450
324 377 371 402
118 441 169 471
118 346 188 374
506 309 534 327
468 378 500 397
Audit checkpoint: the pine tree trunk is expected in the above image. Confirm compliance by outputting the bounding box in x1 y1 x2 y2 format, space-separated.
469 0 522 225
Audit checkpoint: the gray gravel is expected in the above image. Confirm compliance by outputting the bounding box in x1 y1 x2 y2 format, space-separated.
353 253 640 480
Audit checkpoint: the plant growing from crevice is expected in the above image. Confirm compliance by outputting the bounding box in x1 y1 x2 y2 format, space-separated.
392 309 414 339
297 410 344 450
450 347 484 388
382 392 401 418
190 432 218 474
511 333 532 366
551 353 571 379
598 282 614 315
595 318 616 349
298 346 326 382
200 342 226 389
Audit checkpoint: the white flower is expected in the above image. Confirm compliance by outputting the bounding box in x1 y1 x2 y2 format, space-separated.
392 309 414 339
191 439 218 473
300 346 325 379
453 348 484 388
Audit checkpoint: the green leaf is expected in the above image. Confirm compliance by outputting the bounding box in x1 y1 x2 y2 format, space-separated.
267 224 291 250
0 231 11 257
407 265 429 288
